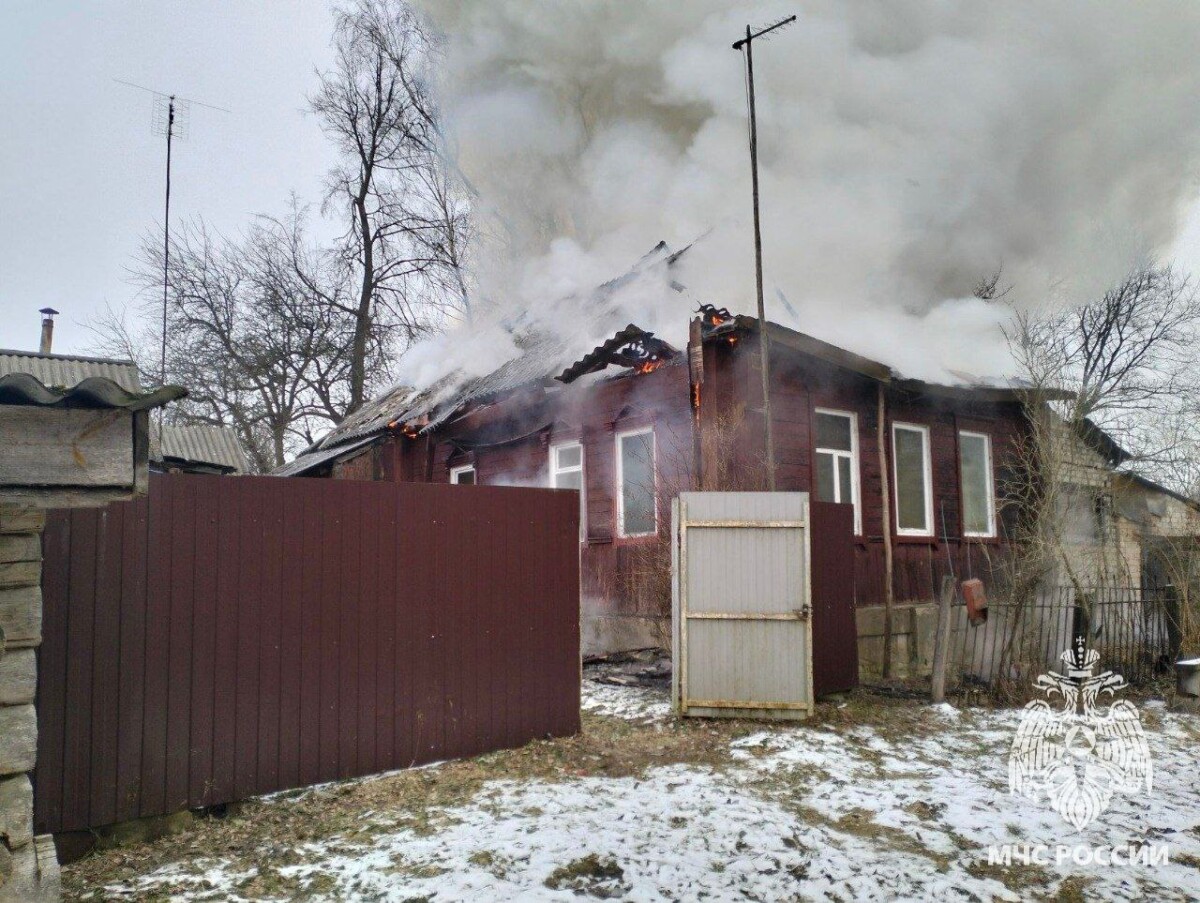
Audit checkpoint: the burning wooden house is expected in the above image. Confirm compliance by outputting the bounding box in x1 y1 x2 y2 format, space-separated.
277 245 1033 665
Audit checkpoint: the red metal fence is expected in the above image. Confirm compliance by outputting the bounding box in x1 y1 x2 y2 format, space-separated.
35 473 581 835
810 501 859 697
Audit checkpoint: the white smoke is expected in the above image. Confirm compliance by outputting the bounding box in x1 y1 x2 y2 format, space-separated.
408 0 1200 385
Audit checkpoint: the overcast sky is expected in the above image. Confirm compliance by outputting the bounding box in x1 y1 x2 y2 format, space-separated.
5 1 1200 359
0 1 337 356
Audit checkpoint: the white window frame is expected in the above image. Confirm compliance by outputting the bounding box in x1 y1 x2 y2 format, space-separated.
959 430 997 538
892 422 934 536
615 427 657 538
813 408 862 535
449 464 476 485
550 441 586 539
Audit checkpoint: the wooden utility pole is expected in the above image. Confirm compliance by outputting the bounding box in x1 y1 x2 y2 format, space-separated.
877 383 896 678
733 16 794 491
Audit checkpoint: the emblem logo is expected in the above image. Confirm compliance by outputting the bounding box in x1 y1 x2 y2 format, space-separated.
1008 637 1152 831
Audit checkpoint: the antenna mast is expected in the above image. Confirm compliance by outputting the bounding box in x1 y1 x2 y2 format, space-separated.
160 95 177 388
115 79 229 387
732 15 795 492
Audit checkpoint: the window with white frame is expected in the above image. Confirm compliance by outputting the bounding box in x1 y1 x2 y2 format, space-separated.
814 409 861 534
449 464 476 485
616 429 656 537
959 431 996 537
892 423 933 535
550 441 586 538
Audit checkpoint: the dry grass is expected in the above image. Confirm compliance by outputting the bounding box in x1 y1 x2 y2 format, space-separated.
63 698 800 900
62 689 1007 901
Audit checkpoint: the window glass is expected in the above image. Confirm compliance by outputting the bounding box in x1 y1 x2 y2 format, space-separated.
556 469 582 492
450 466 475 485
814 410 860 533
619 431 656 536
815 412 852 451
894 426 930 533
959 432 994 536
550 442 586 538
838 456 853 503
815 454 836 503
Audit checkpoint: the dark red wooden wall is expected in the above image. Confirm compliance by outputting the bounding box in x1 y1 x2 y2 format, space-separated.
704 332 1022 609
36 473 580 834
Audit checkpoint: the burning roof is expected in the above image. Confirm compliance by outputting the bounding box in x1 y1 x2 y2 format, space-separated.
276 242 1039 477
557 325 678 384
276 243 691 473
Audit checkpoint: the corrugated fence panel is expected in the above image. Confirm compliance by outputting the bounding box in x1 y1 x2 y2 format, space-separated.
35 472 581 835
810 501 858 697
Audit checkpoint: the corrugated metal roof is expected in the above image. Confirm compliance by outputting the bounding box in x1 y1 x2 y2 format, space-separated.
271 433 379 477
0 349 143 392
0 373 185 411
156 425 249 473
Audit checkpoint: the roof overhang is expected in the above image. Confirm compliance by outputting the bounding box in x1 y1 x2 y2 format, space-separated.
0 373 186 411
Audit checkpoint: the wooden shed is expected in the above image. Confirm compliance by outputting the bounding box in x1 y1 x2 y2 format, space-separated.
0 352 182 902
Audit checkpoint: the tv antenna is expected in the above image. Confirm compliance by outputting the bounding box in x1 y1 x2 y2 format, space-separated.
731 15 795 492
115 79 230 387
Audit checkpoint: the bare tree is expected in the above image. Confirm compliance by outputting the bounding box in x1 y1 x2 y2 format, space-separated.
311 0 472 412
92 211 370 472
91 1 475 466
987 263 1200 689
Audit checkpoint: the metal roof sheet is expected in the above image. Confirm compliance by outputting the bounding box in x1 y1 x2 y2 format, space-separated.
0 349 143 392
271 433 380 477
0 373 185 411
156 425 249 473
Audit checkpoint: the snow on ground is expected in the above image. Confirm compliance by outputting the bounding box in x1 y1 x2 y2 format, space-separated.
578 678 672 723
90 681 1200 902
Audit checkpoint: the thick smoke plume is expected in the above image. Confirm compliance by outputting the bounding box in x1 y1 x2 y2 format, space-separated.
408 0 1200 385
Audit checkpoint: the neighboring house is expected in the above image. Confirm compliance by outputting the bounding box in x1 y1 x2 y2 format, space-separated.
152 424 249 475
277 246 1035 659
0 348 246 477
1056 418 1200 591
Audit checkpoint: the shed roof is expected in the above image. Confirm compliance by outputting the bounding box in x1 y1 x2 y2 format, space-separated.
156 425 249 473
0 372 185 411
0 349 143 393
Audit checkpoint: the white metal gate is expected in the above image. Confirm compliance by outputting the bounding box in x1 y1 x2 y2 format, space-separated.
672 492 813 720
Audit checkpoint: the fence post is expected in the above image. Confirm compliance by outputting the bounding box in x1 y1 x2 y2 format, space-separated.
930 576 956 704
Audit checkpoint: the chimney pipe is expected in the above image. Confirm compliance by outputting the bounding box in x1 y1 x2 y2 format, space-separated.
38 307 59 354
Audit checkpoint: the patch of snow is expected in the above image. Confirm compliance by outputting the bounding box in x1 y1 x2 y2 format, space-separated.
931 701 961 718
579 678 671 723
95 703 1200 902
